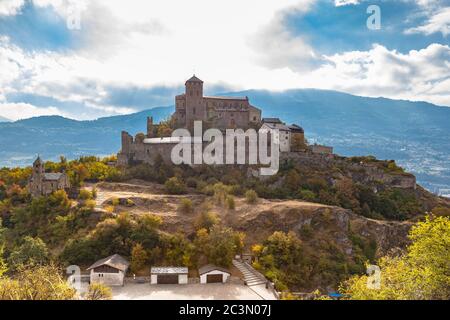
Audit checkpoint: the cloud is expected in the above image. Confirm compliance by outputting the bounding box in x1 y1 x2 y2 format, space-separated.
309 43 450 106
0 102 66 120
1 0 450 123
0 0 24 16
405 7 450 36
334 0 360 6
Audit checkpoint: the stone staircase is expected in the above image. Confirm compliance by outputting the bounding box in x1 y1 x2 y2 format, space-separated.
232 259 267 287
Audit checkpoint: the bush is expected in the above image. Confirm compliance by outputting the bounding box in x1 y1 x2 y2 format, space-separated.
78 189 92 201
85 283 112 300
186 178 198 188
245 190 258 204
164 177 187 195
195 211 220 231
298 189 316 202
226 196 235 210
179 198 193 213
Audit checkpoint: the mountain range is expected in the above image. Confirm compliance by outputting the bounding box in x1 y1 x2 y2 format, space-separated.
0 89 449 195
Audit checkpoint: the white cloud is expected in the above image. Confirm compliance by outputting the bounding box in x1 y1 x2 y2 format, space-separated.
307 43 450 106
0 102 66 120
0 0 24 16
0 0 450 123
334 0 360 6
406 7 450 36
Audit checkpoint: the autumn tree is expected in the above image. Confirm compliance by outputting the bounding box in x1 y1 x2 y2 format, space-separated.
85 282 112 300
130 243 148 274
341 216 450 300
0 264 77 300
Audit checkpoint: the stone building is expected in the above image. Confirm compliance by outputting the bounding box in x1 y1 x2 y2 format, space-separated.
261 118 306 153
172 75 261 130
87 254 129 286
117 75 319 167
28 156 70 197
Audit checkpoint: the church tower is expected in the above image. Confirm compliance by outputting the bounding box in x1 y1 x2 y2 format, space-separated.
33 156 44 178
30 156 44 196
185 75 205 128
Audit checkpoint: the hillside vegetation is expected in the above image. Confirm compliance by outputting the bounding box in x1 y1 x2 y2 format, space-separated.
0 154 449 297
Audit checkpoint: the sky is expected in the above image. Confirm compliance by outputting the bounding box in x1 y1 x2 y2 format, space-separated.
0 0 449 121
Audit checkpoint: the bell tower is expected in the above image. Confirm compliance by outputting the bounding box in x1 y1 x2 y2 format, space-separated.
33 156 44 178
185 75 205 128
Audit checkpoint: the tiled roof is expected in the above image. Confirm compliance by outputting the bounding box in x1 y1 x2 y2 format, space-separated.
262 122 291 131
288 124 304 133
262 118 283 124
43 173 64 181
198 264 231 275
151 267 188 274
87 254 130 271
203 96 248 101
186 75 203 83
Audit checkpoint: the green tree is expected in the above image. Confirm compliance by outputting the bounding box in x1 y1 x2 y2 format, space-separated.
8 236 49 270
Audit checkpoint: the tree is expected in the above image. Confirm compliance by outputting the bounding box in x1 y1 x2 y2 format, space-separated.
285 170 301 191
130 243 148 274
195 226 243 268
8 236 49 270
0 245 7 277
341 216 450 300
85 283 112 300
0 264 77 300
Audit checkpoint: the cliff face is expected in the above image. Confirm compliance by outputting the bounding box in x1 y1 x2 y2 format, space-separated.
280 152 417 190
228 200 412 257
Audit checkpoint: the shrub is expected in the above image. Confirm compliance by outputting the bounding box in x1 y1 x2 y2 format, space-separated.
245 190 258 204
85 283 112 300
226 196 235 210
195 211 220 231
179 198 193 213
111 197 120 206
78 189 92 201
298 189 316 202
164 177 187 195
186 178 198 188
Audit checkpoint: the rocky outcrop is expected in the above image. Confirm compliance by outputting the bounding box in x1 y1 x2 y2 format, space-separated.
228 200 412 257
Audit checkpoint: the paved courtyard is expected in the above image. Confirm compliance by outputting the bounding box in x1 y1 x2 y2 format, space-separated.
112 283 275 300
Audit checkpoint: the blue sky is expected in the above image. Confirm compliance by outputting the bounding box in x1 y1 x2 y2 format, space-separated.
0 0 449 121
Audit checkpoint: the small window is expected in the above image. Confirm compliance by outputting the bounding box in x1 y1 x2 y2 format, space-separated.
193 107 196 114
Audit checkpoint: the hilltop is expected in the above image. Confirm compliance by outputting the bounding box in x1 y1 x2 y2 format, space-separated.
0 89 449 193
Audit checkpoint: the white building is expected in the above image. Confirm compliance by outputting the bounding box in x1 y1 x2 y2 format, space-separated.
150 267 188 284
261 118 292 153
87 254 129 286
199 264 231 284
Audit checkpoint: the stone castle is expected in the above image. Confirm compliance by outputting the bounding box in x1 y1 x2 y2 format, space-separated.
28 156 70 197
172 75 261 130
118 75 333 166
